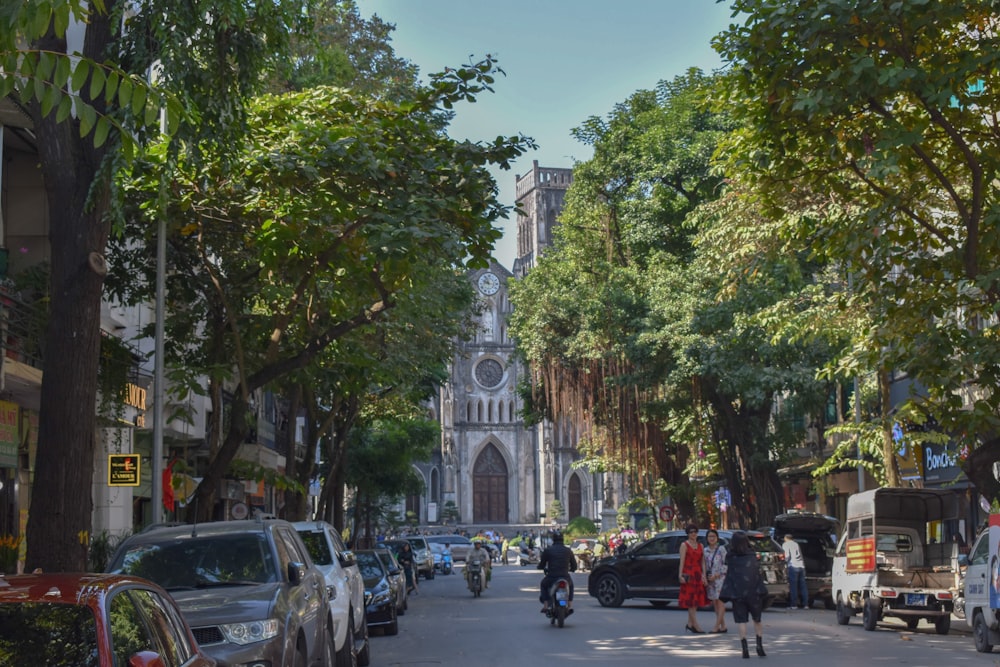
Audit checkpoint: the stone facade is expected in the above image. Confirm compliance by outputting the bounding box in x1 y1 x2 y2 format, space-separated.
412 161 620 529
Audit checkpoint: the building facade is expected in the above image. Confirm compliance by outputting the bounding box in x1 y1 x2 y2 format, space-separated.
411 161 618 529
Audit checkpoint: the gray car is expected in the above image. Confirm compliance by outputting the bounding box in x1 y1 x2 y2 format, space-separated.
108 519 335 667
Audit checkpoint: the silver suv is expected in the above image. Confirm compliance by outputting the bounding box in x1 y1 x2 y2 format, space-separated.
108 519 335 667
294 520 371 666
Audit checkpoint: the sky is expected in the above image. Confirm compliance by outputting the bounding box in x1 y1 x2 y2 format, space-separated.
355 0 736 271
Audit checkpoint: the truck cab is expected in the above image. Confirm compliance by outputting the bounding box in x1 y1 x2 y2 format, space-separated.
965 516 1000 652
832 488 961 635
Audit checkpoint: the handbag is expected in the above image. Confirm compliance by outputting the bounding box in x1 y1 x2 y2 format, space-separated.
718 575 735 603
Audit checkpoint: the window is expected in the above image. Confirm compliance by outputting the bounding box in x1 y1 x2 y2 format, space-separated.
971 532 990 565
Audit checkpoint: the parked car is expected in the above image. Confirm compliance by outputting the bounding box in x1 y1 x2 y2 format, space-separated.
107 519 335 667
385 537 435 580
588 528 788 608
425 534 473 562
293 520 371 666
763 512 840 609
371 546 408 614
355 550 399 636
0 572 217 667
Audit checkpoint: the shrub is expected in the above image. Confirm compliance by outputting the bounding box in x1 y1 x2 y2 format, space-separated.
565 516 598 538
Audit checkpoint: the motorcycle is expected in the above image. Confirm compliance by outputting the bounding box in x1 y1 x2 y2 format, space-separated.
544 576 573 627
519 545 540 566
467 560 484 597
441 550 453 575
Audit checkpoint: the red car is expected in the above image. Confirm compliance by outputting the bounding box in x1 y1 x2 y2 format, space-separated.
0 572 216 667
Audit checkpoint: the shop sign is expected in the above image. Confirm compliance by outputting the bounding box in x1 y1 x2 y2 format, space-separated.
108 453 141 486
0 401 19 468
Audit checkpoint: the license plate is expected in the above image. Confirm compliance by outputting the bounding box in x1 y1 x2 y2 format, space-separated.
905 594 926 606
555 590 568 601
765 572 775 583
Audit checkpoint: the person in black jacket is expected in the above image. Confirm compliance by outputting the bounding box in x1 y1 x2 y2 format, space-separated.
538 531 577 614
727 531 767 658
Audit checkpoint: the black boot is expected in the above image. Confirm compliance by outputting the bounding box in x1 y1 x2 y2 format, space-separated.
741 638 750 659
756 636 766 657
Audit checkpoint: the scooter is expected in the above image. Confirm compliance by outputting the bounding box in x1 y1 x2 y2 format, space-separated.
544 577 573 627
467 560 483 597
441 550 453 575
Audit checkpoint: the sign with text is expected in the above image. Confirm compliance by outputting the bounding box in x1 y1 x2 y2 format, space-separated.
0 400 19 468
108 454 140 486
845 536 876 573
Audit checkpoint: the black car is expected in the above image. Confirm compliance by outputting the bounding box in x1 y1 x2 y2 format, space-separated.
588 529 788 608
355 550 399 636
371 546 408 614
764 512 840 609
107 519 335 667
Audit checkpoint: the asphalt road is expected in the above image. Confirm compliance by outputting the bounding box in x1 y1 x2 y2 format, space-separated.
369 561 982 667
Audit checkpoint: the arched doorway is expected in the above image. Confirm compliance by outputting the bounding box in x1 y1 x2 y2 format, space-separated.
473 443 508 523
567 473 582 520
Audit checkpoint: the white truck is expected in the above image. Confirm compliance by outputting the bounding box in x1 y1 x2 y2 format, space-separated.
964 515 1000 652
832 488 961 634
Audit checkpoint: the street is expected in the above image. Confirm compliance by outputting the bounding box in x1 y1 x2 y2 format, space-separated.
370 562 983 666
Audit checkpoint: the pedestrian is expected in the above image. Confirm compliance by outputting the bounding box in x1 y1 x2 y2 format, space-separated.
726 531 767 658
678 523 708 633
704 528 728 633
782 533 807 609
397 542 418 595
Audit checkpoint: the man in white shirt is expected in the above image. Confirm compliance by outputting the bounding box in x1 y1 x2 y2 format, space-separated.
782 533 808 609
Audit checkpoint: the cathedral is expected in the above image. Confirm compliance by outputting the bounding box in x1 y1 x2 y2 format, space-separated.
414 162 620 529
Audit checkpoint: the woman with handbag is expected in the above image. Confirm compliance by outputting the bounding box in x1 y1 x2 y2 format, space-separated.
704 529 728 633
678 523 709 633
720 531 767 658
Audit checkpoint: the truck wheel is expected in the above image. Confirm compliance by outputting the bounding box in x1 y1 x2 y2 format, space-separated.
836 595 851 626
933 614 950 635
905 618 919 630
862 597 880 631
974 611 995 653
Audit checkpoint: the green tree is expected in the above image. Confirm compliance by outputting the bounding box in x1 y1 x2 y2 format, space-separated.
111 63 532 522
716 0 1000 499
345 417 437 547
510 70 731 506
4 0 303 572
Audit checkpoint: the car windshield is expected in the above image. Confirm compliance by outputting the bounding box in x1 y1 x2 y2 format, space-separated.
355 553 385 585
112 534 277 589
298 531 333 566
0 602 99 667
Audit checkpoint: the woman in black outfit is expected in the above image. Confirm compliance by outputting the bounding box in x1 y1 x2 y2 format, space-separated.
726 531 766 658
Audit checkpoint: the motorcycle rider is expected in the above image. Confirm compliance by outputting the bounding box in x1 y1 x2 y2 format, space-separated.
538 530 577 614
465 540 492 590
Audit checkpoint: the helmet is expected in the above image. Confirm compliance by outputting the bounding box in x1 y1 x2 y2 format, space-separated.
551 530 564 543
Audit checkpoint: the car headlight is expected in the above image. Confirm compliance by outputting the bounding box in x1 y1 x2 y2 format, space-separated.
371 581 392 605
219 619 280 645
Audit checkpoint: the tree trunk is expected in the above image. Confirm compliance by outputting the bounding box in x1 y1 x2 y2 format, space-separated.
192 391 252 522
24 9 116 572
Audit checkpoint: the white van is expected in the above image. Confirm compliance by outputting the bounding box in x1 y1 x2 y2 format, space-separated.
832 488 961 634
964 516 1000 652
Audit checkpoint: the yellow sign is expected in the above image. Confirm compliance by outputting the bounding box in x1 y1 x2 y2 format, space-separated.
108 454 141 486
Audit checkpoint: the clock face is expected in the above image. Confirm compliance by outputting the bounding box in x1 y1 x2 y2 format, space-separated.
478 271 500 295
474 358 504 388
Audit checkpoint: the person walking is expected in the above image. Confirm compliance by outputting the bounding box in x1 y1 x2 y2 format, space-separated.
704 528 728 633
726 531 767 658
782 533 807 609
678 523 708 633
397 542 418 595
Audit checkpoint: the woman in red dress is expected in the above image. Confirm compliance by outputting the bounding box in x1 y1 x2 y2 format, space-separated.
678 523 709 633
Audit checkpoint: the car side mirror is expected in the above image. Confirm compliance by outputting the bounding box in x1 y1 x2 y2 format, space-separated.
287 561 308 585
338 550 357 568
128 650 166 667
